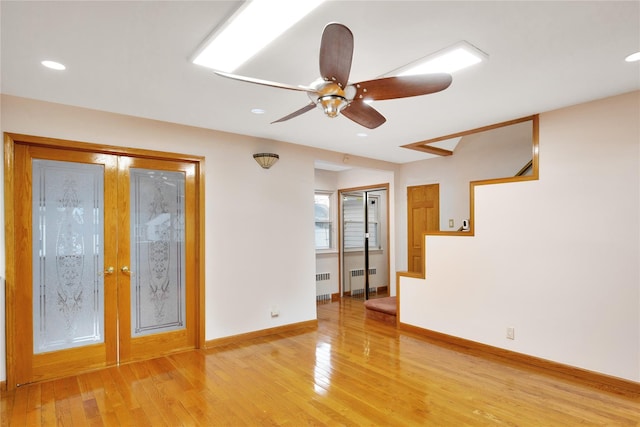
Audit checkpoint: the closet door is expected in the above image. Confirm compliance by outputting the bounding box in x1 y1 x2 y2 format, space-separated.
12 144 119 385
117 157 197 363
407 184 439 274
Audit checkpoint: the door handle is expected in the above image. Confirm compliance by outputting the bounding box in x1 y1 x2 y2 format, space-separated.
121 266 132 275
104 266 115 275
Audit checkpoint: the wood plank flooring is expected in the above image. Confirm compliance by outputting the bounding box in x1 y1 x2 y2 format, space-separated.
2 298 639 426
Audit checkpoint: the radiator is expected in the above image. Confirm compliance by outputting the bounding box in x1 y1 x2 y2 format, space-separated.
316 272 331 302
349 268 377 298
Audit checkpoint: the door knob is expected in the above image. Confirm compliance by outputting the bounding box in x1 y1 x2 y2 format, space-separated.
104 266 114 275
121 266 132 275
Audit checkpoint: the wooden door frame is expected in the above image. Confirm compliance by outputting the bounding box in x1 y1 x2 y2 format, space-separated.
3 133 206 389
337 183 390 298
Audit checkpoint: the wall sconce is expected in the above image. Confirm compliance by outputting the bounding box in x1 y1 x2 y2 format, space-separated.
253 153 279 169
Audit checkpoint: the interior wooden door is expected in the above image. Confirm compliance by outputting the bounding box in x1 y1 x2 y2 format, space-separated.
117 156 197 363
8 137 200 386
407 184 440 274
11 144 119 385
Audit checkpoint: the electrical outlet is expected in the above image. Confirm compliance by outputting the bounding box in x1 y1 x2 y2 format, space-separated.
448 219 454 228
506 327 515 340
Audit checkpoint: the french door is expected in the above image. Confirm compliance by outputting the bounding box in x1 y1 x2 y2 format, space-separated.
5 135 202 387
339 185 389 300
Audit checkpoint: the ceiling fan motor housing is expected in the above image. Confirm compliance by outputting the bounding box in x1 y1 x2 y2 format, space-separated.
317 94 348 117
308 79 356 118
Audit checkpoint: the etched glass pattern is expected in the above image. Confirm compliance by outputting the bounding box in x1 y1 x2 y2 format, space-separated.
130 169 186 337
32 160 105 353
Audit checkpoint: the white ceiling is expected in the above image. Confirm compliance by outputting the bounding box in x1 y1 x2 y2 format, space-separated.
2 1 639 164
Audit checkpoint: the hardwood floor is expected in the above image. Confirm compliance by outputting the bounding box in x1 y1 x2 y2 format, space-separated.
2 298 639 426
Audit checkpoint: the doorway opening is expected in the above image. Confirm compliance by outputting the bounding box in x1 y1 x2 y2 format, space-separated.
339 185 389 301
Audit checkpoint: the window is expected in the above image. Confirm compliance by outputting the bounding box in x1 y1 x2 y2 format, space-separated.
314 192 333 250
343 194 379 250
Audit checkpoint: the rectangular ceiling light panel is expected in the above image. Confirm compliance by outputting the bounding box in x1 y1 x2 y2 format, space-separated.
396 41 488 76
192 0 324 72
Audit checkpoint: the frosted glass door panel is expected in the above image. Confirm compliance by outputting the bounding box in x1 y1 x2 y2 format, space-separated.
130 169 186 337
32 160 105 354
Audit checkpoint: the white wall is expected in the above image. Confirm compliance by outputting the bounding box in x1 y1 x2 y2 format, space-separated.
399 91 640 382
0 95 397 382
398 120 533 241
396 122 533 270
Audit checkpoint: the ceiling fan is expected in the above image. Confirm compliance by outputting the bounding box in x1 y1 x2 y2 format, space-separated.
214 23 453 129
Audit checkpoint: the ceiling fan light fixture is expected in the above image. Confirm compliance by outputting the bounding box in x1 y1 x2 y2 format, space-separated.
192 0 325 72
395 41 487 76
318 94 348 118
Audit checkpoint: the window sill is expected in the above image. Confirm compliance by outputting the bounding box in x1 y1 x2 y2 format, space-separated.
316 249 339 255
343 248 384 254
316 249 384 255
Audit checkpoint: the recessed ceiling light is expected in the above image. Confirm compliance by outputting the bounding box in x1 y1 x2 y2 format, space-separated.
625 51 640 62
394 41 487 76
192 0 324 72
41 60 66 70
356 132 368 137
251 108 266 114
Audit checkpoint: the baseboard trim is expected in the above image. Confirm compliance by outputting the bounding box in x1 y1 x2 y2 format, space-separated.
399 322 640 396
205 320 318 349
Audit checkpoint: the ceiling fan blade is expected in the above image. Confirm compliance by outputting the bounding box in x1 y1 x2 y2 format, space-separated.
352 73 452 101
319 23 353 88
214 70 314 93
271 102 317 124
341 100 386 129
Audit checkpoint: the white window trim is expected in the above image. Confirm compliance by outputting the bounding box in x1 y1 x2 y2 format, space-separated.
315 191 336 252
